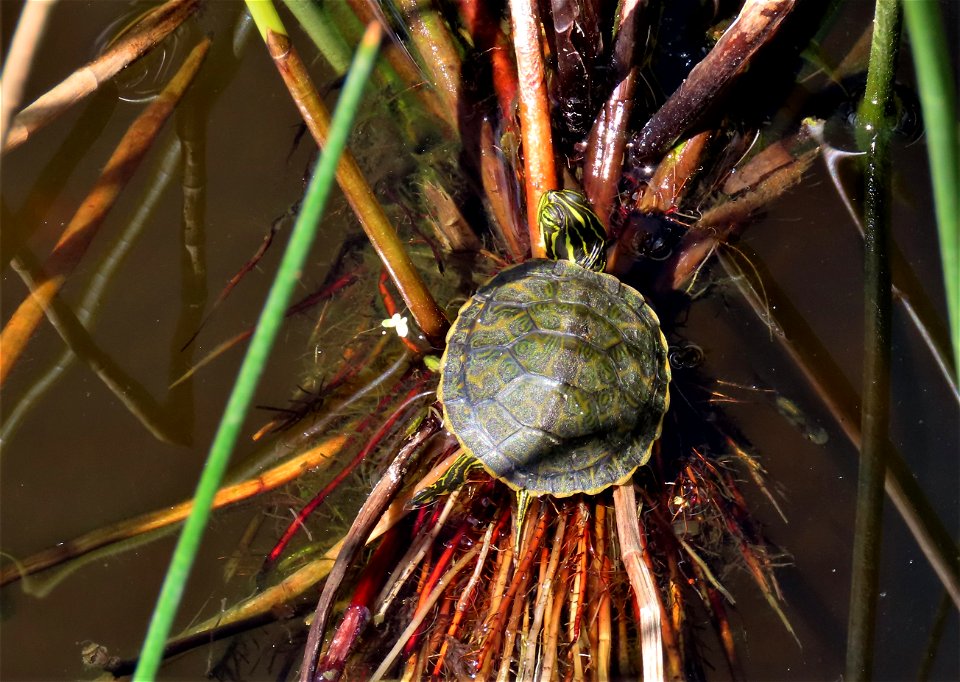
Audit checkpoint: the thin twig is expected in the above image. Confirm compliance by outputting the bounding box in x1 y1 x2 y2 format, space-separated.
0 0 58 148
632 0 795 159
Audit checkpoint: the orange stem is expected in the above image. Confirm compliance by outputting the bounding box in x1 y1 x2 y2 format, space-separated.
508 0 556 256
0 431 350 586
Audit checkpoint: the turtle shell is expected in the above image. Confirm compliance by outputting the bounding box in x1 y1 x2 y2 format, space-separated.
439 259 670 497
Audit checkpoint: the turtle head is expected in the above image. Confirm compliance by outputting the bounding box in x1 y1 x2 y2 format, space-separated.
537 189 608 272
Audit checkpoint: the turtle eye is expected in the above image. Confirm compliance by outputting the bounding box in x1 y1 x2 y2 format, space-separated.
538 190 607 271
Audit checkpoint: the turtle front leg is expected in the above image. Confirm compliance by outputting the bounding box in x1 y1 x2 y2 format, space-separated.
408 452 485 507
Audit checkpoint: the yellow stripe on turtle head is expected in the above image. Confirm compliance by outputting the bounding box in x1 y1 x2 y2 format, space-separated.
537 190 607 272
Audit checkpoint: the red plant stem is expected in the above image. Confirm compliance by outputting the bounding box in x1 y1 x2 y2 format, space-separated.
457 0 519 124
416 499 447 538
316 523 406 680
476 504 549 671
432 506 511 677
508 0 556 256
260 379 431 576
401 520 471 659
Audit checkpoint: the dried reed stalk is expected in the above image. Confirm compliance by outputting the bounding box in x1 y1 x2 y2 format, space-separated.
3 0 199 151
0 37 210 385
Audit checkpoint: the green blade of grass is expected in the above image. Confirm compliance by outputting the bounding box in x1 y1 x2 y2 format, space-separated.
133 20 383 680
903 0 959 377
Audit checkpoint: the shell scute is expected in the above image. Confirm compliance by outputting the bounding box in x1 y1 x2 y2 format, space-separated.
439 259 670 496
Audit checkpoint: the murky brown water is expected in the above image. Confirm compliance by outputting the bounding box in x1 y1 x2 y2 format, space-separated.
2 2 957 680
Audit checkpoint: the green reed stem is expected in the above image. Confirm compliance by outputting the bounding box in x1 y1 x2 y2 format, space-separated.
903 0 959 376
282 0 352 75
846 0 900 678
133 21 382 680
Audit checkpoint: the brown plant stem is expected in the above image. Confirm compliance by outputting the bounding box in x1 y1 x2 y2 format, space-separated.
570 501 589 643
541 561 569 680
521 512 567 680
607 131 713 275
593 503 612 681
264 27 449 346
638 131 713 213
478 118 527 260
0 431 350 588
582 0 645 225
497 565 529 682
509 0 557 256
632 0 796 160
300 414 440 682
485 526 514 630
2 0 200 152
394 0 462 123
0 37 211 386
7 253 186 444
370 545 481 681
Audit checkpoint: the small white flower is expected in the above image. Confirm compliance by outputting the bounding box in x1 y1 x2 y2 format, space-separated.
381 313 409 338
